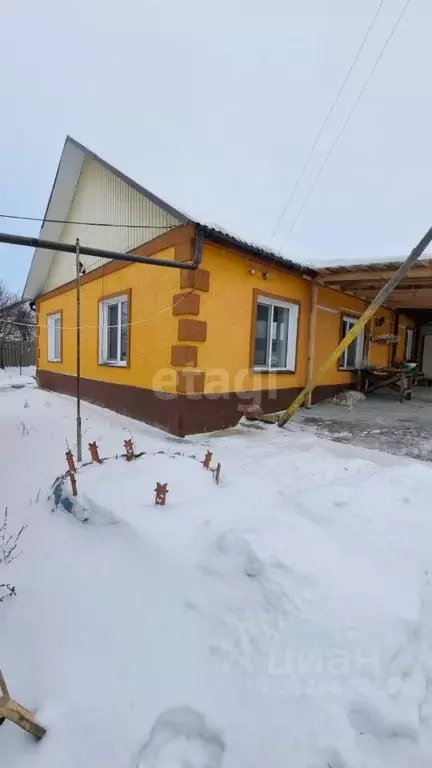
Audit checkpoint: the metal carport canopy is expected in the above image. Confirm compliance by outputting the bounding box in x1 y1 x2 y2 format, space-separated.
316 259 432 310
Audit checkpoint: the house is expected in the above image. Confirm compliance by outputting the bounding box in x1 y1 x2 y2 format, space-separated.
24 137 423 436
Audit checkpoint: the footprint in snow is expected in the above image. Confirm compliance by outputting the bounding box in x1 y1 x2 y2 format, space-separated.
131 707 225 767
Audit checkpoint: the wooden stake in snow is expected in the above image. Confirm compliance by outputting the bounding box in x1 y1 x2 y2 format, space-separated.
69 472 78 497
0 669 46 740
212 462 221 485
65 450 76 474
88 441 102 464
202 450 213 469
124 439 135 462
154 483 168 506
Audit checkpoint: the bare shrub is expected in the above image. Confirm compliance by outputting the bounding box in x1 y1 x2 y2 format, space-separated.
0 584 16 603
0 508 26 603
0 508 26 564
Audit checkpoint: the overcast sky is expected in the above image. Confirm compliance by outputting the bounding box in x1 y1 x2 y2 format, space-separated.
0 0 430 292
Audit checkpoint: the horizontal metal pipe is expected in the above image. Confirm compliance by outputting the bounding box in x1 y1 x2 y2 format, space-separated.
0 231 199 270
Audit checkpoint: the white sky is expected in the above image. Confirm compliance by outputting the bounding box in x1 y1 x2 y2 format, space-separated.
0 0 430 291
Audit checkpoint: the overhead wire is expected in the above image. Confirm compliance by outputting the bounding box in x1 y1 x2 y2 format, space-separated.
279 0 413 249
268 0 387 247
10 3 413 335
14 240 234 333
10 237 225 333
8 291 187 331
0 213 176 229
0 216 182 329
10 239 208 331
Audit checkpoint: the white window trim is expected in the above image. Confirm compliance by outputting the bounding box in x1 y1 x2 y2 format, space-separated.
253 295 299 372
340 315 364 371
47 312 61 363
98 294 128 367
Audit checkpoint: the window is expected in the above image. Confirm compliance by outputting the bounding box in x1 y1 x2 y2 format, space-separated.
47 312 61 362
99 294 129 366
253 295 299 371
406 328 414 361
340 315 363 370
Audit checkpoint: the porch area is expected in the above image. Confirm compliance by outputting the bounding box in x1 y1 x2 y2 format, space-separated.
295 259 432 461
317 258 432 397
298 386 432 462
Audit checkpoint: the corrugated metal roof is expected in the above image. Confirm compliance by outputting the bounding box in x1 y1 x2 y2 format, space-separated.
24 137 318 298
201 226 317 278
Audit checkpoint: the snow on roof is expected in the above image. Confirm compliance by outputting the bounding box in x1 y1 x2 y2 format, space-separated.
314 254 432 272
200 225 316 277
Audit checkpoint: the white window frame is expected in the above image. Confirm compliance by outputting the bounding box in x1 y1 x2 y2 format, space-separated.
253 295 299 372
340 315 364 370
99 294 129 367
47 312 61 363
406 328 414 361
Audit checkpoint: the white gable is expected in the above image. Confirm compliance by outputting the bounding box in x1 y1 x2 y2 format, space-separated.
23 136 187 300
44 155 180 292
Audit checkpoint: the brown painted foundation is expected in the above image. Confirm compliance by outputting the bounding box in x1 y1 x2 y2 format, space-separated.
37 369 352 437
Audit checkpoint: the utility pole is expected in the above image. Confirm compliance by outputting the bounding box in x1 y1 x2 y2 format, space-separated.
0 228 202 457
278 226 432 426
75 238 82 462
305 283 318 408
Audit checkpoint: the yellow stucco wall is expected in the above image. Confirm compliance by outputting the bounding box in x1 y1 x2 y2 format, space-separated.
314 285 366 386
368 307 394 367
198 243 311 393
199 244 380 393
38 246 180 394
38 236 399 400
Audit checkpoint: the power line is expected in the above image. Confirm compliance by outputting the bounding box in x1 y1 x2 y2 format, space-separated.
8 289 194 331
268 0 387 246
0 213 176 230
280 0 412 249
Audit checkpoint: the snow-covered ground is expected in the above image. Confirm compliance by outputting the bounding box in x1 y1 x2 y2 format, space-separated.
2 370 432 767
0 366 35 389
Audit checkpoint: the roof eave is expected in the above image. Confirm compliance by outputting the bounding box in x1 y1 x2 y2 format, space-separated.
201 226 317 279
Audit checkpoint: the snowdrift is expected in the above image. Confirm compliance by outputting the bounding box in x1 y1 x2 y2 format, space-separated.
2 384 432 766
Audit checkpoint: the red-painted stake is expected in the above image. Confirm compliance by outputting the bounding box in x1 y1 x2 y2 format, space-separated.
154 482 169 506
70 472 78 497
202 450 213 469
88 441 102 464
65 450 76 474
124 439 135 462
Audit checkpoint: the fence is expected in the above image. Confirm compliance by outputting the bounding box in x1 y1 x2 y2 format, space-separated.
0 340 35 370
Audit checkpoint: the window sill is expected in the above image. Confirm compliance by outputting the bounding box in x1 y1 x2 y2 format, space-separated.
98 361 128 368
253 367 295 374
47 359 61 364
339 367 356 372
